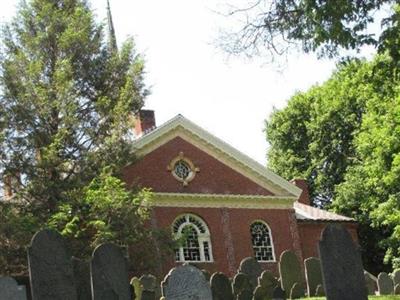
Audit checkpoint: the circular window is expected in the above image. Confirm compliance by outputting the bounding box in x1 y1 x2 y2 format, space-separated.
174 160 192 180
167 152 199 185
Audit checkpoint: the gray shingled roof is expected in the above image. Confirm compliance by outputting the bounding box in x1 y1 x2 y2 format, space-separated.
294 202 355 222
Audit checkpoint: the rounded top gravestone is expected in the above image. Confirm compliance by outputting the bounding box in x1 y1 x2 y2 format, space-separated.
162 264 212 300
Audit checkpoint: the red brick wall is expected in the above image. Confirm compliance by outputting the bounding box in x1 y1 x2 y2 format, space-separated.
152 206 301 277
123 137 273 195
297 222 359 260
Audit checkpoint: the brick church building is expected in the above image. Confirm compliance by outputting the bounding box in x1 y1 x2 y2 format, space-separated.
123 110 358 276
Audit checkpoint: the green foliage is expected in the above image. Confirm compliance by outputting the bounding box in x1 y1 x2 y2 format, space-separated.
0 0 174 276
266 54 400 272
0 0 147 207
220 0 400 59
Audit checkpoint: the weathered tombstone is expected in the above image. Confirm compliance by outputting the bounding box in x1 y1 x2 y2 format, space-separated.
253 271 278 300
232 273 252 297
130 277 142 300
377 272 394 295
395 283 400 295
278 250 302 295
91 243 131 300
304 257 322 297
0 277 27 300
140 274 157 300
236 289 253 300
364 271 377 295
272 286 286 300
210 272 234 300
202 269 211 282
258 270 278 289
162 264 212 300
318 224 367 300
72 257 91 300
289 283 304 299
28 229 77 300
315 284 325 297
393 269 400 286
238 257 262 289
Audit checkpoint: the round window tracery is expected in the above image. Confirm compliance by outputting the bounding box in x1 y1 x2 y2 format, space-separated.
167 152 199 185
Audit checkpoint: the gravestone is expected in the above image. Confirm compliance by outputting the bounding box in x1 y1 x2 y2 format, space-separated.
130 277 142 300
289 283 304 299
318 224 367 300
364 271 377 295
237 289 253 300
304 257 322 297
393 269 400 286
253 270 278 300
377 272 393 295
210 272 234 300
0 277 27 300
91 243 131 300
72 257 91 300
272 286 286 300
140 274 157 300
278 250 302 295
395 284 400 295
232 273 252 296
162 264 212 300
238 257 262 289
28 229 77 300
202 270 211 282
315 284 324 297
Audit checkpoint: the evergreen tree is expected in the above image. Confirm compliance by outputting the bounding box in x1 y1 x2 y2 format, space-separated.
0 0 174 275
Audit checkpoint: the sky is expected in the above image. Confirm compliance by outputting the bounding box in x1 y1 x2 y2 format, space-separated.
0 0 344 164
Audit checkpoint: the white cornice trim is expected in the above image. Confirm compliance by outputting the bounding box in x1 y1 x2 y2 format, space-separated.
150 192 296 209
132 115 302 198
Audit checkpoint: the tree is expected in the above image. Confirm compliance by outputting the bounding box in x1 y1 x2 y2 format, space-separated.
218 0 398 59
0 0 173 275
266 55 400 272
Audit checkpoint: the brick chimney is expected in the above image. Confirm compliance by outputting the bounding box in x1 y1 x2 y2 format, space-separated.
134 110 156 137
290 178 311 206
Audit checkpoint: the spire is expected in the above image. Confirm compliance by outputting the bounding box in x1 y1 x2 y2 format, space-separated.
106 0 117 52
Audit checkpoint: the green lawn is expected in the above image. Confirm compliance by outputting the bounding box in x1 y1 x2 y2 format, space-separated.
308 297 400 300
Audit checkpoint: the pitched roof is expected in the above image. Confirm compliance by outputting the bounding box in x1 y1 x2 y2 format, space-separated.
132 114 302 198
294 202 355 222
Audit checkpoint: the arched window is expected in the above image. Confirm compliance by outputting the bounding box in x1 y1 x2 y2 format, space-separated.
250 221 275 262
172 214 213 262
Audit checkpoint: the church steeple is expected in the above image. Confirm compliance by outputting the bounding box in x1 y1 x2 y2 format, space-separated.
106 0 117 52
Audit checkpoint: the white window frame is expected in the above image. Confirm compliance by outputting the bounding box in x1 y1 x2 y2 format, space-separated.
172 213 214 263
250 220 276 262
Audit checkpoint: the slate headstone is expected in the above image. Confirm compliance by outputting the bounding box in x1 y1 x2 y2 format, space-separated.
91 243 131 300
162 264 212 300
202 269 211 282
272 286 286 300
232 273 252 297
130 277 142 300
364 271 377 295
258 270 278 289
304 257 322 297
289 282 304 299
210 272 234 300
238 257 262 289
0 277 27 300
278 250 302 295
315 284 325 297
377 272 394 295
27 229 77 300
393 269 400 286
395 283 400 295
140 274 157 300
253 285 273 300
318 224 368 300
72 257 91 300
237 289 253 300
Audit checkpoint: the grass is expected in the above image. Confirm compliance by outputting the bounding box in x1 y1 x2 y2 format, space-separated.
308 297 400 300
